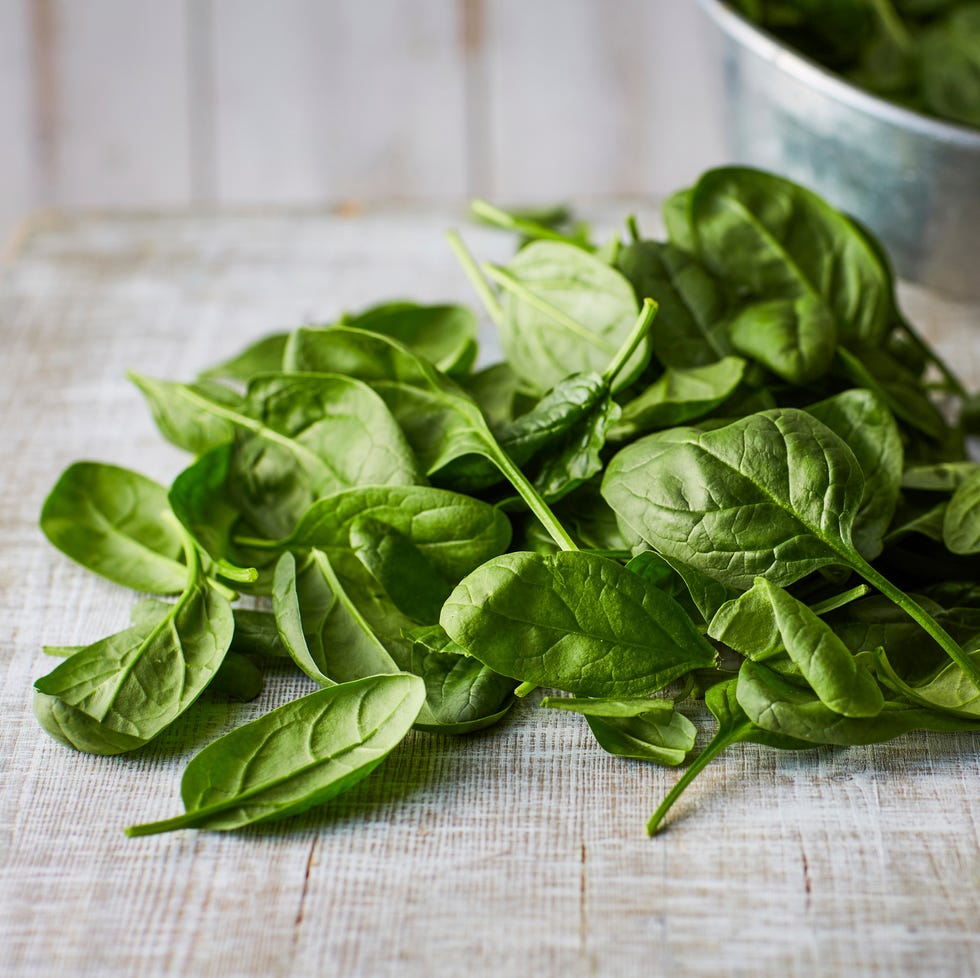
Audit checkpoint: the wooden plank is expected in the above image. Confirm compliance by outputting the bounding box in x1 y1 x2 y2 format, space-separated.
40 0 193 207
0 208 978 978
483 0 726 201
210 0 468 204
0 0 37 249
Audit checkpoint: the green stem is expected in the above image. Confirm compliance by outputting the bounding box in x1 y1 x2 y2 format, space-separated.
514 681 536 698
489 445 577 553
626 214 641 243
470 199 590 250
602 299 657 387
206 578 239 602
647 728 741 835
810 583 869 617
445 230 505 330
852 556 980 693
482 263 618 355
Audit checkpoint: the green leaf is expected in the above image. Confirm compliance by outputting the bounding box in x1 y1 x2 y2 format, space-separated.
877 643 980 718
690 167 890 346
612 356 746 438
944 468 980 555
34 551 233 754
729 295 837 384
709 577 885 717
736 659 980 745
40 462 187 594
615 240 732 368
441 550 717 696
198 333 288 383
489 240 647 393
806 388 903 559
602 408 865 589
342 301 478 376
125 674 426 835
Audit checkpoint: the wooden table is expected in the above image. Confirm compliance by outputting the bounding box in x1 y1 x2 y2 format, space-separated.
2 207 979 978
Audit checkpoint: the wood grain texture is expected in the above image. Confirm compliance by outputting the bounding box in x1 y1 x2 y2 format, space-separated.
209 0 469 204
483 0 726 200
1 207 978 978
0 0 37 246
36 0 193 207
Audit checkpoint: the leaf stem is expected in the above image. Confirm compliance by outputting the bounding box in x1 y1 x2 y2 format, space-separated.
647 728 741 835
810 583 870 617
445 230 505 330
602 299 657 387
852 556 980 693
470 199 591 250
482 263 618 356
514 681 536 698
489 445 578 553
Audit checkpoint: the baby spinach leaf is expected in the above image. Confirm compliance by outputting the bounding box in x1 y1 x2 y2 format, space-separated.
408 641 517 734
944 467 980 554
128 373 242 455
441 550 717 697
540 695 680 718
486 240 647 393
736 659 980 745
207 653 263 703
690 167 890 346
272 550 398 685
284 484 511 581
125 673 425 835
728 295 837 384
877 642 980 718
198 333 288 384
349 516 453 625
615 240 732 368
902 462 978 492
602 408 866 589
807 388 903 559
612 356 746 439
709 578 884 717
583 712 697 766
34 543 233 754
40 462 187 594
341 301 478 376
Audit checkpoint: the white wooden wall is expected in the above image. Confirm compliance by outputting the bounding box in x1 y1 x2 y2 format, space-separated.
0 0 724 241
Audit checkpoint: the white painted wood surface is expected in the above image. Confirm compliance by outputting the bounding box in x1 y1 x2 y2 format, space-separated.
1 207 978 978
0 0 723 247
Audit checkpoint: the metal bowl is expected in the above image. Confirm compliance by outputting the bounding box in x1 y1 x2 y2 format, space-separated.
699 0 980 301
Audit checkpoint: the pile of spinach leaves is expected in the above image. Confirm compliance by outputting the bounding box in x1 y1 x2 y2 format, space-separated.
728 0 980 129
36 166 980 837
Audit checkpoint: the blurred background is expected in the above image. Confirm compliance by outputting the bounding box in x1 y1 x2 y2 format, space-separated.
0 0 725 248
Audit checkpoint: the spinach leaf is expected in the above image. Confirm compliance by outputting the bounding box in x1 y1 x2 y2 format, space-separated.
689 167 890 346
441 550 717 696
708 577 885 717
736 658 980 744
125 673 425 835
541 695 697 766
807 388 903 559
877 642 980 718
341 301 478 376
944 467 980 554
728 294 837 384
40 462 187 594
602 408 980 690
615 240 732 367
485 240 648 393
198 333 287 384
612 356 746 438
34 540 233 754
